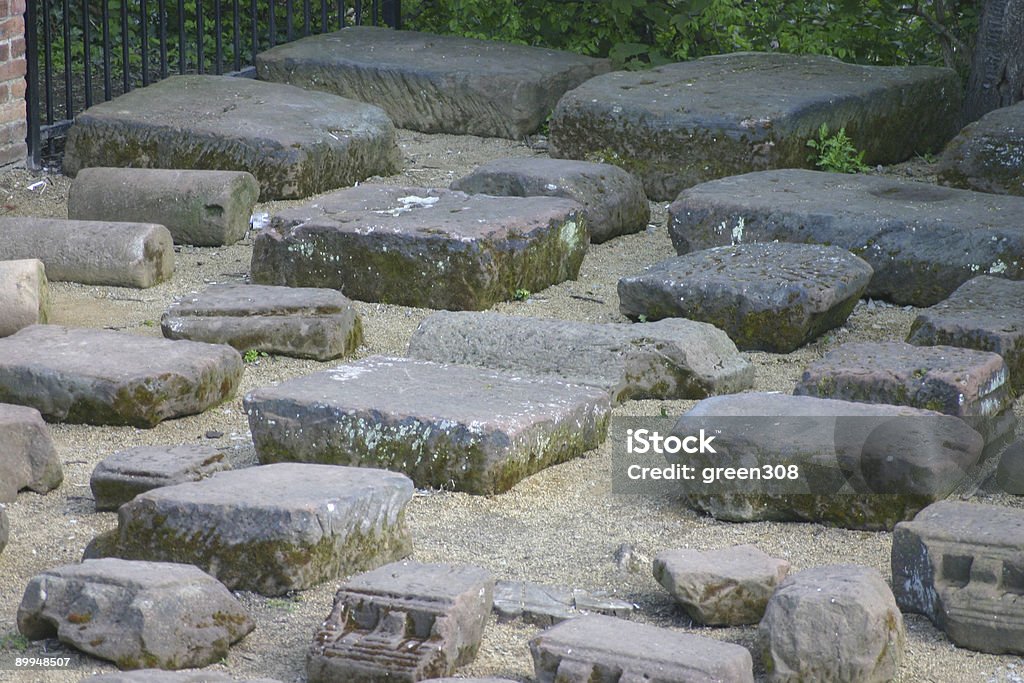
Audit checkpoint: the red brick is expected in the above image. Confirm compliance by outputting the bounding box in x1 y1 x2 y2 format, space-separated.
10 0 25 15
0 43 10 63
0 98 23 127
10 76 24 98
0 2 10 17
0 56 24 81
10 36 23 59
0 15 23 39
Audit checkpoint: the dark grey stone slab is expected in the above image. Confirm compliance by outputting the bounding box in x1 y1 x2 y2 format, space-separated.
81 673 283 683
0 217 173 288
908 276 1024 391
668 169 1024 306
407 312 752 403
938 100 1024 196
760 564 905 683
0 325 242 428
250 185 587 310
450 157 648 243
84 463 414 596
161 283 363 361
0 259 48 337
492 580 634 626
90 444 231 512
893 500 1024 654
618 242 872 352
256 26 610 139
68 167 261 247
17 558 253 670
307 561 494 683
530 613 753 683
996 438 1024 494
245 356 610 494
0 403 62 503
549 52 959 200
64 75 401 201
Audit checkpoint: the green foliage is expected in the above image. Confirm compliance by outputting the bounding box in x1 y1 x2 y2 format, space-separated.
806 123 870 174
1 631 29 651
243 349 268 363
512 288 531 301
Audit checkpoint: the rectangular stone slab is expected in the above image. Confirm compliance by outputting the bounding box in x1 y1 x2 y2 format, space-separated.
0 259 48 337
63 75 402 201
0 217 173 288
256 26 611 139
244 355 611 494
549 52 959 200
668 169 1024 306
250 185 587 311
0 325 242 427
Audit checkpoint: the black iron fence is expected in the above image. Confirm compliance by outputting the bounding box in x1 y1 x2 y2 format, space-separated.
25 0 401 169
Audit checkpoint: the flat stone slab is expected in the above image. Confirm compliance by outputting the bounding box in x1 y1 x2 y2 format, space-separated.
255 26 611 139
308 561 494 682
668 169 1024 306
549 52 959 200
618 242 872 352
0 217 173 288
0 259 48 337
82 674 283 683
161 283 363 361
84 463 414 596
530 614 754 683
0 505 8 555
938 100 1024 196
492 580 634 626
407 312 752 403
0 403 62 503
450 157 648 243
0 325 242 428
996 438 1024 495
17 558 254 670
68 167 261 247
908 276 1024 392
760 564 905 683
893 500 1024 654
677 393 983 530
90 444 231 512
653 544 790 626
245 356 610 494
64 75 401 201
250 185 587 310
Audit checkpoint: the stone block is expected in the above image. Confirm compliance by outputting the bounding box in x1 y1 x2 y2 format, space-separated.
0 258 48 337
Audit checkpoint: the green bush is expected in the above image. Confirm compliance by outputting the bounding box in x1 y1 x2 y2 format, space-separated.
806 123 870 174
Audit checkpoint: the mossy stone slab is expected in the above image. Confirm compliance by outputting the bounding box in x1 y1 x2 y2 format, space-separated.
63 75 401 201
938 100 1024 196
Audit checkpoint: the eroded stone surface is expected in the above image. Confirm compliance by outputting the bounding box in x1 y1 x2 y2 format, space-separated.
0 325 242 428
938 100 1024 196
0 403 62 503
245 356 610 494
0 506 8 555
90 444 231 512
81 673 283 683
250 185 587 310
493 580 634 625
0 259 48 337
997 438 1024 494
83 463 414 596
618 242 872 352
64 75 401 201
407 312 752 403
549 52 958 200
256 26 610 139
307 561 494 683
17 558 254 670
668 169 1024 306
161 283 363 361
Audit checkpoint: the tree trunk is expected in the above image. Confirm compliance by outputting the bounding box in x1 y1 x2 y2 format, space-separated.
962 0 1024 124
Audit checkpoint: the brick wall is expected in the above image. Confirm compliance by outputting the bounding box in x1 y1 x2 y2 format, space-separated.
0 0 25 167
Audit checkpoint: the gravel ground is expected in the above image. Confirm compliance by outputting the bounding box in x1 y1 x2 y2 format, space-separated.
1 131 1023 683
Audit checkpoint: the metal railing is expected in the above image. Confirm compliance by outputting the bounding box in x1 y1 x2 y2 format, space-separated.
25 0 401 169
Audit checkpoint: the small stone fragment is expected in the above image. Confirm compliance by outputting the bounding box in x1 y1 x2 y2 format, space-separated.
0 259 48 337
90 444 231 512
492 580 634 625
0 402 62 503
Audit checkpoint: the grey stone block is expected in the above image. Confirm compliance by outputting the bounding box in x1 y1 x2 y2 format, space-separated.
0 402 62 503
0 259 48 337
81 673 283 683
0 505 8 555
492 580 634 626
90 444 231 512
996 438 1024 494
938 100 1024 196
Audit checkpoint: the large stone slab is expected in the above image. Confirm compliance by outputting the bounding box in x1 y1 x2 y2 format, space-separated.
760 564 905 683
530 614 754 683
90 444 231 512
84 463 414 596
0 325 242 428
618 242 872 352
407 312 752 403
0 217 173 288
668 169 1024 306
450 157 648 243
549 52 959 200
893 501 1024 654
63 75 401 201
245 356 610 494
938 100 1024 196
250 185 587 310
307 561 494 682
255 26 611 139
17 558 254 670
908 276 1024 392
0 403 62 503
68 167 261 247
161 283 363 361
82 674 283 683
676 393 984 530
492 580 634 626
0 259 48 337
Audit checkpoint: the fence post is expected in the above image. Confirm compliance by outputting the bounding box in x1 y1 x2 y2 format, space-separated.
1 0 28 167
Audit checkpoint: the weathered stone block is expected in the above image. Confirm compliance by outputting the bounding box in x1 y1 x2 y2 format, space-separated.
938 100 1024 196
0 402 62 503
81 673 283 683
0 259 48 337
492 580 634 626
996 438 1024 495
90 444 231 512
250 185 587 311
0 505 8 555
